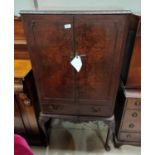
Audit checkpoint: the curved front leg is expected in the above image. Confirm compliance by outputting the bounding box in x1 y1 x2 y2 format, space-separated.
38 113 51 144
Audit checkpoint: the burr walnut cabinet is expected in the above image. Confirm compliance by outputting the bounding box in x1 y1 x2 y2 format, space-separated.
20 10 139 149
21 11 137 116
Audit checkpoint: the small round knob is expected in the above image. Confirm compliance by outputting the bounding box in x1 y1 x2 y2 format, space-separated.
129 123 135 128
126 134 131 138
132 112 138 117
135 100 141 106
92 107 101 112
49 105 55 110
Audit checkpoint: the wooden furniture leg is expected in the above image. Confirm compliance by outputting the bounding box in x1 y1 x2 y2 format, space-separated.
104 115 115 151
104 127 112 151
38 113 51 144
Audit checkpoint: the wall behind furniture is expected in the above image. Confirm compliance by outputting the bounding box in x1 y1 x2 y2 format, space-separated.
14 0 141 16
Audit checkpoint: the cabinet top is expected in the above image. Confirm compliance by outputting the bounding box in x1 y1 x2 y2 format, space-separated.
124 89 141 98
20 10 132 15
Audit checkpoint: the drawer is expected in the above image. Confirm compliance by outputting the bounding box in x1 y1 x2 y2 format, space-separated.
118 132 141 142
126 98 141 109
121 115 141 132
42 104 77 115
79 105 113 117
123 110 141 122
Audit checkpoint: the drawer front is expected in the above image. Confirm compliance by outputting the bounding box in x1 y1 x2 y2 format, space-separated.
123 110 141 122
126 98 141 109
121 115 141 132
119 132 141 142
79 105 113 117
42 104 77 115
42 104 113 117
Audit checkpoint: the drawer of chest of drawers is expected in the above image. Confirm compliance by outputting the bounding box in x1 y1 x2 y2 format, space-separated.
126 98 141 109
118 132 141 142
124 109 141 121
121 110 141 132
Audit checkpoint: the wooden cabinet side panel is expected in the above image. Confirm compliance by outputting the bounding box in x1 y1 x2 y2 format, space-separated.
126 20 141 88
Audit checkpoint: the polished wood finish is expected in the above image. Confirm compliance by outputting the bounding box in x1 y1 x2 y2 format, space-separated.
21 13 131 117
114 17 141 148
75 15 129 111
125 20 141 88
21 11 139 149
121 19 141 88
114 87 141 147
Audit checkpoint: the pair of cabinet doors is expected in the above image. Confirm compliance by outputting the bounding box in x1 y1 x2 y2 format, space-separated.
22 13 130 117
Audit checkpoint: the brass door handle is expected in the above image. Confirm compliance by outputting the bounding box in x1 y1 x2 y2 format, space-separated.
79 54 86 57
70 54 86 59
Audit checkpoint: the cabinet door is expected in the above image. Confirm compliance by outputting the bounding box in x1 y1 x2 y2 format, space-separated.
75 15 129 115
22 15 75 112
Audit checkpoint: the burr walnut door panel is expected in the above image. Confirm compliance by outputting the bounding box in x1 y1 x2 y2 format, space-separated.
22 15 76 112
75 15 129 115
22 14 130 116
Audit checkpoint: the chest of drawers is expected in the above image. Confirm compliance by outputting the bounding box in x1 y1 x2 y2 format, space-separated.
114 88 141 146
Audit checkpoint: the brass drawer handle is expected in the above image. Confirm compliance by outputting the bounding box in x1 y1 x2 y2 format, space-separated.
132 112 138 117
49 105 55 110
49 105 60 110
134 100 141 107
92 107 101 112
129 123 135 128
126 134 131 138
